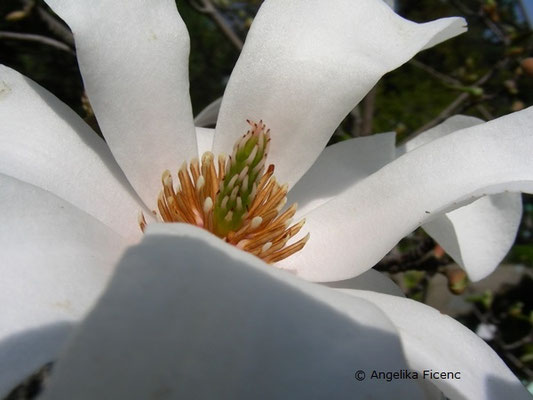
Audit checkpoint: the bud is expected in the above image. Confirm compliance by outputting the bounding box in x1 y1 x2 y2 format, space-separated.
5 10 29 21
503 80 518 95
446 268 468 295
521 58 533 78
433 244 445 259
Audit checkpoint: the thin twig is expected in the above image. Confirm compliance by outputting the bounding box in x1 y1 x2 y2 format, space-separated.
493 328 533 379
409 59 461 86
402 57 509 142
501 331 533 351
22 0 74 46
360 86 377 136
450 0 510 45
188 0 243 50
0 31 74 54
374 237 446 274
450 0 476 16
471 295 533 380
349 105 362 137
483 16 511 45
475 104 494 120
405 92 470 140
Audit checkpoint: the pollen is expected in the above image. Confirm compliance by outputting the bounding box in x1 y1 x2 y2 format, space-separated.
140 120 309 264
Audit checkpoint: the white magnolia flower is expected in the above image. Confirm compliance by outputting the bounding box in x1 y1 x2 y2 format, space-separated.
0 0 531 398
39 225 532 399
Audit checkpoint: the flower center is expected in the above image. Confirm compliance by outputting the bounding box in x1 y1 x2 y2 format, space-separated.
139 120 309 263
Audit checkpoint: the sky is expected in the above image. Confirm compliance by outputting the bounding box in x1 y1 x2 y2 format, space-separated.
525 0 533 25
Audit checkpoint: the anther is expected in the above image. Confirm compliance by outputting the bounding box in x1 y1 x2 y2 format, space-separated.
251 216 263 229
230 186 239 203
261 242 272 253
196 176 205 190
146 120 308 264
224 211 233 222
203 197 213 213
238 166 249 182
220 195 229 210
252 158 265 175
227 174 238 191
245 145 258 165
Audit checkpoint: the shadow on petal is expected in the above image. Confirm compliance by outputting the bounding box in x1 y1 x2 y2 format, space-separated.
288 133 396 218
485 374 531 400
324 269 404 297
31 79 145 209
0 322 73 399
41 226 427 399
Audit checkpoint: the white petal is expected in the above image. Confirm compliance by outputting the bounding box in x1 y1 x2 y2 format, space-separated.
424 193 522 281
194 97 222 128
280 107 533 282
0 65 148 241
44 0 197 208
324 269 405 297
195 127 215 157
0 174 127 398
343 290 531 400
383 0 397 9
396 115 483 156
213 0 466 186
288 132 396 219
401 116 523 282
41 224 426 400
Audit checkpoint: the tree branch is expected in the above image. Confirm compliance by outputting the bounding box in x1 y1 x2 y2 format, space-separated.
360 86 377 136
374 237 448 274
409 59 462 86
0 31 74 54
22 0 74 46
187 0 243 50
404 92 470 141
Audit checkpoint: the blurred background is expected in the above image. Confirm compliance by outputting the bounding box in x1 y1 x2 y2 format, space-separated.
1 0 532 395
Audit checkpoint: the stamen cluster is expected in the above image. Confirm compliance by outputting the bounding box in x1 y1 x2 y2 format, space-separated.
139 120 308 263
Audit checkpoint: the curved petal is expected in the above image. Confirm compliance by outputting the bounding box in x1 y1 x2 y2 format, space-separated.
0 65 148 241
396 115 483 156
194 97 222 128
279 107 533 282
384 0 397 9
213 0 466 186
324 269 405 297
44 0 197 208
0 174 127 398
41 224 426 399
343 290 531 400
195 127 215 157
288 132 396 219
424 192 522 282
401 116 523 282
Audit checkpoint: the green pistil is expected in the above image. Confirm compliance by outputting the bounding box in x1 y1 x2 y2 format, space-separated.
213 121 270 237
